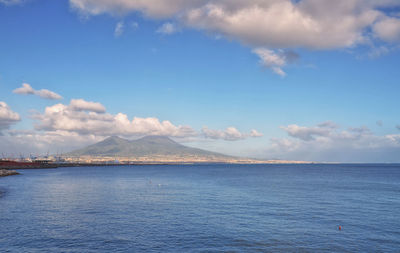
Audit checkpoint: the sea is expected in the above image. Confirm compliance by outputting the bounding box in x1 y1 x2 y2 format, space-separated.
0 164 399 252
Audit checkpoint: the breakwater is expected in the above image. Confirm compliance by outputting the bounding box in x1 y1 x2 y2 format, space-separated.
0 169 20 177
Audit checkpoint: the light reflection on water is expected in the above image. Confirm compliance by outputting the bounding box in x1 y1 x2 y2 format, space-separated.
0 164 400 252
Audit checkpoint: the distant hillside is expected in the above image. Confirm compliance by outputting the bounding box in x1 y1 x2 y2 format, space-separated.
67 136 234 159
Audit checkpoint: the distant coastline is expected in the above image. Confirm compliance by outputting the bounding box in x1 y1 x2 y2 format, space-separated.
0 158 313 170
0 135 314 170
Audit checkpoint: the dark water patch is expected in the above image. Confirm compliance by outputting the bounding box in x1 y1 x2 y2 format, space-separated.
0 187 7 198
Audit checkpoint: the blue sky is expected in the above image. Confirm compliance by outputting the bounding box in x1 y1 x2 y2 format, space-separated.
1 0 400 162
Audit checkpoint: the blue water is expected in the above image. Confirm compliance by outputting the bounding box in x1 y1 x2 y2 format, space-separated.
1 164 400 252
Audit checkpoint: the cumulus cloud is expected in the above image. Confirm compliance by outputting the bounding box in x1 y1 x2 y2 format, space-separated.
188 1 398 48
0 101 262 154
33 99 198 137
202 126 263 141
264 121 400 162
0 101 20 131
114 21 124 37
0 96 262 153
69 0 400 76
156 22 178 35
13 83 63 100
281 121 338 141
373 17 400 42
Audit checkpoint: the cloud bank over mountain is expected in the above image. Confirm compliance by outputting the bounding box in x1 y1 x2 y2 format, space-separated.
34 99 199 137
0 95 262 155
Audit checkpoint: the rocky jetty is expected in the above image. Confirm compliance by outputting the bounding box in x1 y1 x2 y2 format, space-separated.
0 169 20 177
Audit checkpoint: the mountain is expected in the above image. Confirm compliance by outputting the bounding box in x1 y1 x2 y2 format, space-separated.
66 136 234 160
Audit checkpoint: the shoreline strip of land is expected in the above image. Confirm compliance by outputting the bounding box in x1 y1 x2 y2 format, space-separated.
0 169 20 177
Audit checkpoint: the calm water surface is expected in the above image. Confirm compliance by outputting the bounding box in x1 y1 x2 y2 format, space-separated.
1 164 399 252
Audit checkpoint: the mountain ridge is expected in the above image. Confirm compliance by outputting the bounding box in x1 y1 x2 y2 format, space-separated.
67 135 234 159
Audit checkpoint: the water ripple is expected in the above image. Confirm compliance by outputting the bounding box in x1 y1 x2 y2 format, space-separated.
0 164 399 252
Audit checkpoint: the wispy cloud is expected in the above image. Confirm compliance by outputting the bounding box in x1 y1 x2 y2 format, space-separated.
13 83 63 100
114 21 124 37
264 121 400 162
252 48 299 77
156 22 178 35
0 0 23 5
368 46 390 59
131 21 139 30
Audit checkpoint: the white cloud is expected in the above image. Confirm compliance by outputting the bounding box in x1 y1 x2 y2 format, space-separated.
35 90 63 100
373 17 400 42
202 126 263 141
0 101 20 131
264 121 400 162
253 48 292 76
69 0 400 76
156 22 178 35
250 129 263 137
13 83 63 100
69 99 106 113
71 0 394 49
34 99 198 138
281 121 338 141
114 21 124 37
0 100 262 154
34 99 263 141
0 96 263 153
13 83 35 94
183 1 388 49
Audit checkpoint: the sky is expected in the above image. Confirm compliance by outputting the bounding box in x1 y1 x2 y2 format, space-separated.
1 0 400 162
